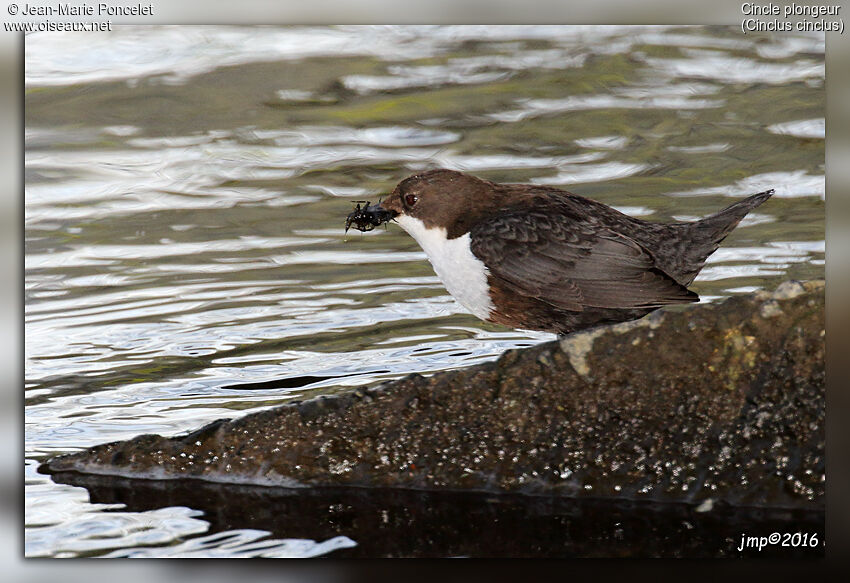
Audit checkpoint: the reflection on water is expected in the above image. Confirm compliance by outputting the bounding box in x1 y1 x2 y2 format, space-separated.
44 471 825 558
25 25 824 558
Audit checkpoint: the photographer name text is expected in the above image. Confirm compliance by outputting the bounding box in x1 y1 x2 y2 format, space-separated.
17 2 152 16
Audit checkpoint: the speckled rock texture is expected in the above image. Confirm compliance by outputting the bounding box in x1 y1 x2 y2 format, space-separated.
43 280 824 509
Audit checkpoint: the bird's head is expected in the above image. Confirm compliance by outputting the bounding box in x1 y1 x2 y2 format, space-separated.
378 169 495 239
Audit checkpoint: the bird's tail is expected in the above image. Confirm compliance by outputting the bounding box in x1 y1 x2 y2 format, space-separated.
696 189 775 243
670 189 775 285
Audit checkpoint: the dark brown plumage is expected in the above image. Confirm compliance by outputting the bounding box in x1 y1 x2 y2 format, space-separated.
359 169 774 335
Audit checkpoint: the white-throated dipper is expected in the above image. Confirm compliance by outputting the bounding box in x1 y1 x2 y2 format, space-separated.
346 169 773 335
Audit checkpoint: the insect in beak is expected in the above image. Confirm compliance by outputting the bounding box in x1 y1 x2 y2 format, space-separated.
344 200 397 234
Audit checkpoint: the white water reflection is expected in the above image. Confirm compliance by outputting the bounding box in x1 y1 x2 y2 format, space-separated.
575 136 629 150
106 531 357 558
767 118 825 139
646 48 824 84
669 171 825 199
490 93 724 123
26 25 674 87
531 162 649 185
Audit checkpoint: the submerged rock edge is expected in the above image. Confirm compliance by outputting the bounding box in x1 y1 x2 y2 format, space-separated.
42 280 825 509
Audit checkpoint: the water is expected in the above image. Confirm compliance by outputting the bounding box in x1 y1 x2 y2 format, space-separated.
25 25 824 558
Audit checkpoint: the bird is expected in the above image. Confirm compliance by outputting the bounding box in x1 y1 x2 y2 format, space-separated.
346 169 773 335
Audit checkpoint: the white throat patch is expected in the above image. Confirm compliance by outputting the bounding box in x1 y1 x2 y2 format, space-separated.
394 215 494 321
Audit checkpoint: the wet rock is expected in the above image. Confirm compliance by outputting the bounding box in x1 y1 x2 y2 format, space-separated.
42 280 824 510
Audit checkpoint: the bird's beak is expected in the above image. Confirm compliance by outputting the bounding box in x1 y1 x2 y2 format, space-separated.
378 191 403 217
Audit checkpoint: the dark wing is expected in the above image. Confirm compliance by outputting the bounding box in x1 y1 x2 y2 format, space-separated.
469 203 698 312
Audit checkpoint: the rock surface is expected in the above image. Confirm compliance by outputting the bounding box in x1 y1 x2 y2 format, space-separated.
42 280 825 510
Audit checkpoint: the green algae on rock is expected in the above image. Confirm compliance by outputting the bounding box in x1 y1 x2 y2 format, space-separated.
42 280 824 510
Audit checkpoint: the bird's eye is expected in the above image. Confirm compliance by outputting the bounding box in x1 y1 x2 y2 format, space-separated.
404 193 418 207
